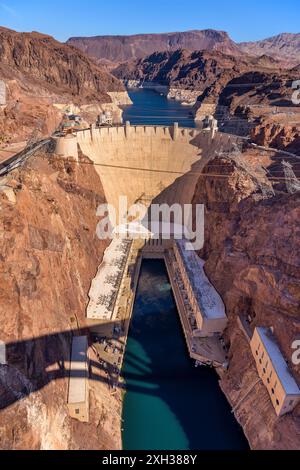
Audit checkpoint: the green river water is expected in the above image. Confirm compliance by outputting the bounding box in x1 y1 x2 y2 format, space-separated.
122 260 249 450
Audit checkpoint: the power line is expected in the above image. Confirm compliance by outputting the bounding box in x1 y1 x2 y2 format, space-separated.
34 153 299 182
122 111 300 118
125 80 300 89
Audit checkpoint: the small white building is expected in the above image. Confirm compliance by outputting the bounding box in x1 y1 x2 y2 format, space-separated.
251 327 300 416
67 336 89 423
174 239 227 337
97 111 113 126
202 114 218 138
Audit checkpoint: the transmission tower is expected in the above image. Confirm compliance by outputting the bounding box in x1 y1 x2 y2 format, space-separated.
26 118 44 150
282 160 300 194
259 182 275 198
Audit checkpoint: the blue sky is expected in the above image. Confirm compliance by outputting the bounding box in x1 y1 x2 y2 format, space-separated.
0 0 299 43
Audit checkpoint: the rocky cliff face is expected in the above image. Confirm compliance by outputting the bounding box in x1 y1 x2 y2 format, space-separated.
250 116 300 155
192 151 300 449
212 69 300 135
0 80 63 145
0 27 126 144
113 49 251 90
218 70 300 111
0 149 121 450
67 29 241 63
0 27 124 101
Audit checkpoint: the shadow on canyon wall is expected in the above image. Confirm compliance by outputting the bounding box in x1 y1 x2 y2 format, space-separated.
0 304 248 450
0 321 128 411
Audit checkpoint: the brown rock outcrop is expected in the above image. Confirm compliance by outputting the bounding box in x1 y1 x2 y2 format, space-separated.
218 70 300 111
0 27 124 102
0 83 63 144
0 27 126 144
192 153 300 449
250 116 300 155
0 149 121 450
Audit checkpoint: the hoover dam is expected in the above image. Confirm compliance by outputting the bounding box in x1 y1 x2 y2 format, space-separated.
55 120 236 222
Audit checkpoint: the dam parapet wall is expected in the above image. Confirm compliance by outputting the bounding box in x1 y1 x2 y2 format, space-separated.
76 123 201 144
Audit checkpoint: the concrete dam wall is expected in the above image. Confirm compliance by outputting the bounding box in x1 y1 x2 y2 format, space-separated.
54 124 237 229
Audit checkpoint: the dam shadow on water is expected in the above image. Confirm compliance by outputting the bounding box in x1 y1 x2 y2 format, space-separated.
122 259 249 451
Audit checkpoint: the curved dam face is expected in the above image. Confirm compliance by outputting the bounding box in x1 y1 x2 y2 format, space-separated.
76 124 235 225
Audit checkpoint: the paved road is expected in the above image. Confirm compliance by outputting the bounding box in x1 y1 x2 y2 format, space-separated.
0 141 27 163
0 138 50 178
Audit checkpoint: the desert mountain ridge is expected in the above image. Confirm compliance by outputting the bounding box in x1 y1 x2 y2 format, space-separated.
67 29 242 63
67 29 300 67
240 32 300 66
113 49 288 89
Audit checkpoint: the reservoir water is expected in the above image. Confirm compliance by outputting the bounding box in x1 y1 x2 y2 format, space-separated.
123 88 197 128
122 260 249 450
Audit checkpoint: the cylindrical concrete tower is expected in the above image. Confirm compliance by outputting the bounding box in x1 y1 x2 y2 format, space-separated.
52 134 78 160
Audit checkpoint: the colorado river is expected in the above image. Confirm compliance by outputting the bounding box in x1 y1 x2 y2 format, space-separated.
123 88 197 127
122 260 249 450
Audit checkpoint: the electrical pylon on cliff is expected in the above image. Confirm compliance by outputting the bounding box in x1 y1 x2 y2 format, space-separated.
26 118 44 150
282 160 300 194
